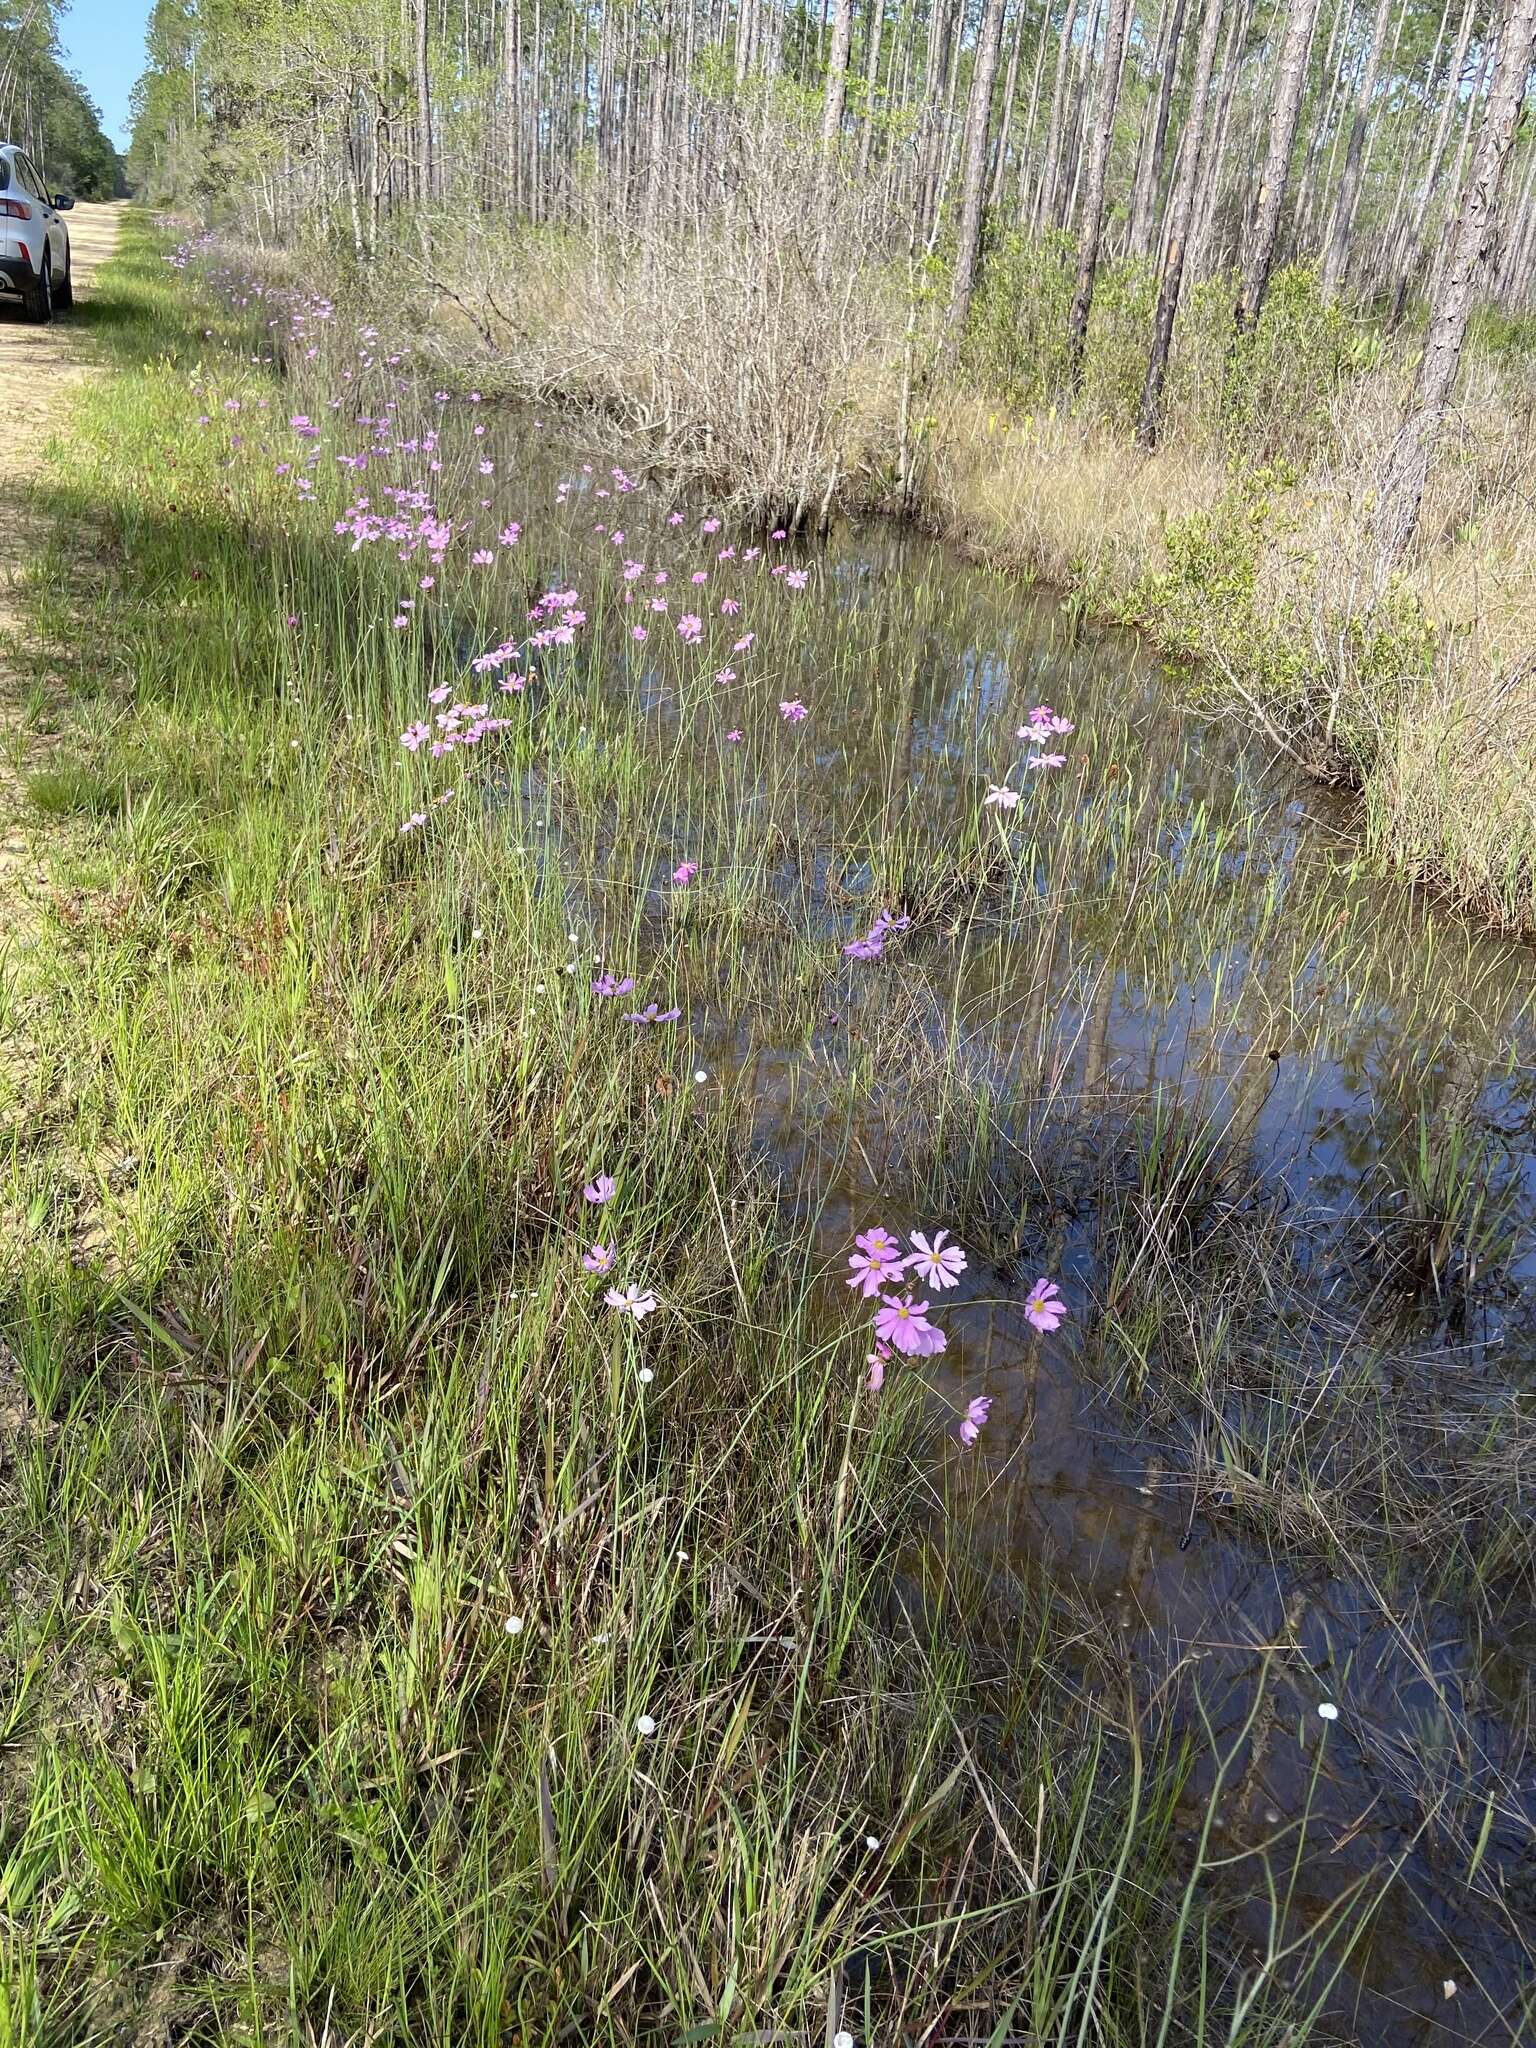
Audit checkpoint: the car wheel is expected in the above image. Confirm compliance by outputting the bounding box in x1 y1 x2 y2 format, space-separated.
24 252 52 324
54 249 73 311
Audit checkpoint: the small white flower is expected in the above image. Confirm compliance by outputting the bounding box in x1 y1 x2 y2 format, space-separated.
1317 1701 1339 1722
677 1549 689 1562
693 1069 708 1082
864 1835 880 1851
565 962 577 974
471 928 483 941
535 981 546 993
1442 1980 1457 2000
503 1614 524 1636
638 1366 655 1384
635 1713 656 1736
833 2033 855 2048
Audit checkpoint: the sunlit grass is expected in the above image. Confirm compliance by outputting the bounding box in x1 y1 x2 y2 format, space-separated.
1 212 1532 2043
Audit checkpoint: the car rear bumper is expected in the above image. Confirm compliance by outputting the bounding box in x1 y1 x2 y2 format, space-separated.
0 250 34 295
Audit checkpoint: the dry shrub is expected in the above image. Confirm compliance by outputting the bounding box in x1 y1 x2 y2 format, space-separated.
415 99 912 527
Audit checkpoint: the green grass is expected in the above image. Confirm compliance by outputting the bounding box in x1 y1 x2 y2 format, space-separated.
0 212 1523 2042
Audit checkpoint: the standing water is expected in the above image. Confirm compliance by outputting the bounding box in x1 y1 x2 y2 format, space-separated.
459 422 1536 2044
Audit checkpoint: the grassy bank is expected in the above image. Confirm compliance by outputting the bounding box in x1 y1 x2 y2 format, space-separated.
0 213 1422 2044
392 197 1536 935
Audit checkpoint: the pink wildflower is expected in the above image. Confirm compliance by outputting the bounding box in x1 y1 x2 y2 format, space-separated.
779 700 808 723
959 1396 992 1447
905 1229 966 1291
606 1283 658 1319
1023 1278 1066 1332
873 1293 947 1357
847 1226 905 1298
583 1175 616 1205
866 1340 892 1392
582 1243 617 1275
672 862 698 886
984 784 1020 810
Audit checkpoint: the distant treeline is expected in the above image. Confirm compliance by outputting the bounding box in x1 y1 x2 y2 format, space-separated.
2 1 121 200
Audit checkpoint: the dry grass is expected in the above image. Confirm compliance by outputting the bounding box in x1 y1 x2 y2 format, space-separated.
917 347 1536 929
414 101 912 529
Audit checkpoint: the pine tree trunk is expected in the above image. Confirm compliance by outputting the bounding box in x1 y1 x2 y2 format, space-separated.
1126 0 1187 256
822 0 855 148
1294 0 1350 240
1234 0 1317 332
1136 0 1224 446
414 0 433 205
988 2 1026 207
1015 6 1051 216
858 0 889 174
1065 0 1134 382
916 0 957 235
950 0 1009 326
1186 0 1248 278
1377 0 1536 567
1320 0 1392 296
1038 0 1084 229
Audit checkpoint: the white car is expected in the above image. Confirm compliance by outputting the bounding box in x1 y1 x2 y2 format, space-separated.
0 142 73 322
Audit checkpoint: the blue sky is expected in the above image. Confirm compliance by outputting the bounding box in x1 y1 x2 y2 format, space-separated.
57 0 152 146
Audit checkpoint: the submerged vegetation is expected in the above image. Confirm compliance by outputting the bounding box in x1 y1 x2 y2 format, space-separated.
2 212 1535 2044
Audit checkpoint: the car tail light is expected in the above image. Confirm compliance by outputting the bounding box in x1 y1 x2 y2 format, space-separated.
0 198 33 221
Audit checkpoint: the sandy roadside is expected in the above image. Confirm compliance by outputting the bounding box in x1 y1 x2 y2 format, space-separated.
0 207 124 1261
0 200 124 468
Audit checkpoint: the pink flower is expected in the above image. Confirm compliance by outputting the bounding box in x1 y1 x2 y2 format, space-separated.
779 700 808 723
733 633 755 652
632 625 648 642
784 568 809 590
606 1283 658 1319
905 1229 966 1291
959 1396 992 1447
873 1293 946 1356
725 728 744 743
847 1225 905 1298
720 598 741 615
583 1175 616 1205
1023 1278 1066 1332
592 974 636 998
677 613 704 643
714 667 736 685
984 784 1020 810
668 511 685 525
471 548 494 565
866 1340 891 1392
1027 754 1067 771
672 862 697 886
582 1243 617 1274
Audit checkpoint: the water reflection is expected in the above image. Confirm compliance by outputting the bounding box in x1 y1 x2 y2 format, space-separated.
493 424 1536 2043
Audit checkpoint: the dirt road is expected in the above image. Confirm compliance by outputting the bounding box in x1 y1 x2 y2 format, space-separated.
0 200 123 462
0 202 126 1268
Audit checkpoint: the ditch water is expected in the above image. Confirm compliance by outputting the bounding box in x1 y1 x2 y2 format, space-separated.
479 420 1536 2042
